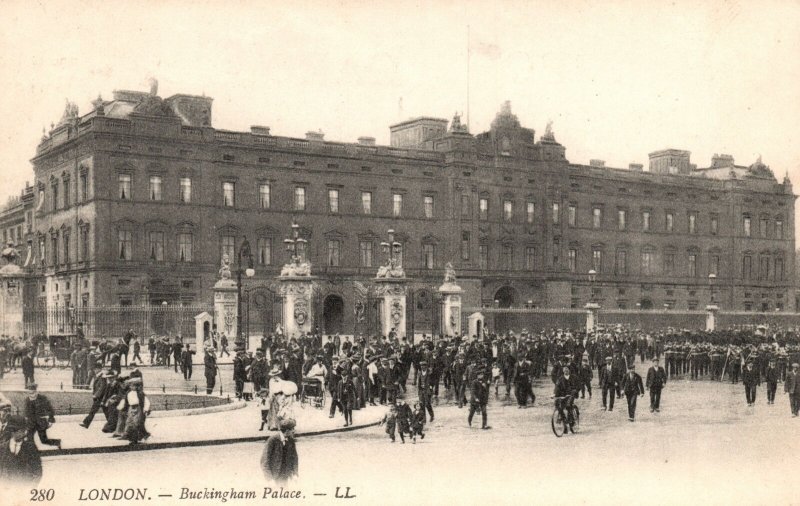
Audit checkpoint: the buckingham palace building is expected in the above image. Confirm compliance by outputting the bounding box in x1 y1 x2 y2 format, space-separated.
21 83 796 336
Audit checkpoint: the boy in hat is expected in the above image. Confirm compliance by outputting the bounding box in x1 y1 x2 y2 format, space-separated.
261 418 298 483
410 402 426 442
24 384 60 449
379 402 401 443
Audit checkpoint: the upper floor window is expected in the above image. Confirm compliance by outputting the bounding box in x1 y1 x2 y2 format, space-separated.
710 214 718 235
525 246 536 270
118 230 132 261
568 248 577 273
592 248 602 272
360 241 373 267
709 254 720 276
527 202 536 224
222 182 235 207
479 198 489 221
479 244 488 269
461 232 470 261
423 195 434 219
149 231 164 261
501 244 513 269
460 194 470 218
503 200 513 222
63 180 70 207
62 229 71 264
665 212 674 232
776 220 784 240
149 176 162 201
616 250 628 275
178 233 193 262
220 235 235 262
617 209 627 231
552 203 560 225
759 218 768 238
568 204 576 227
294 187 306 211
642 251 654 276
79 226 89 261
642 211 651 232
743 215 751 237
392 193 403 217
688 253 698 277
180 177 192 203
742 255 752 280
257 237 272 265
80 173 88 201
592 207 602 229
361 191 372 214
328 189 339 214
327 240 341 267
51 183 59 211
258 183 270 209
423 243 435 269
688 212 697 234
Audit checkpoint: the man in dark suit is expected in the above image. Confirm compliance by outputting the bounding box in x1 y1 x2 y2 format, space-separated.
24 384 60 449
80 368 113 428
172 338 183 373
415 360 435 422
646 357 667 413
181 344 196 380
765 359 779 405
21 350 35 388
742 360 760 407
599 356 618 411
512 355 533 408
620 364 644 422
467 370 490 429
784 362 800 417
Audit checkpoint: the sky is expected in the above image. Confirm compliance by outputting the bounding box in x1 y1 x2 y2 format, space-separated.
1 0 799 223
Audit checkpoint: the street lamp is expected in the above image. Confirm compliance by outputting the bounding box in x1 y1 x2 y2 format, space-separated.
380 228 402 270
708 273 717 304
236 236 254 347
283 221 308 264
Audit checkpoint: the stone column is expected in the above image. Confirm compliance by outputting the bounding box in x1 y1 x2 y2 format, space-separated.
439 281 463 337
375 278 407 338
213 279 238 342
705 304 719 332
585 302 600 333
280 277 317 339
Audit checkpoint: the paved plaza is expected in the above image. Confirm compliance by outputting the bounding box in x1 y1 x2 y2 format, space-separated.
2 368 797 505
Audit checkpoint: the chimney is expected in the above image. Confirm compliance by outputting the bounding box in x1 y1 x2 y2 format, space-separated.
628 163 643 171
357 136 376 146
250 125 270 136
306 130 325 142
711 154 734 168
589 159 605 168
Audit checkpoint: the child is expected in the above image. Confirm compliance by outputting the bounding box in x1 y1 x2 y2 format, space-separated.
411 402 426 442
379 403 401 443
491 359 501 396
258 389 269 431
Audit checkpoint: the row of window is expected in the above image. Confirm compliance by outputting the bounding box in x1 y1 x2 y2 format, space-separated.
118 176 439 218
461 195 786 239
36 226 90 267
40 173 90 212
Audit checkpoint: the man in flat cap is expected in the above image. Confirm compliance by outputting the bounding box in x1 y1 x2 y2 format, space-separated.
24 384 60 449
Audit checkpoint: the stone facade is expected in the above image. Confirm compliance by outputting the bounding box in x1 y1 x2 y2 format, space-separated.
23 85 797 337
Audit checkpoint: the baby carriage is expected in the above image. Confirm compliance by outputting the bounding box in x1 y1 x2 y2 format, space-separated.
300 377 326 409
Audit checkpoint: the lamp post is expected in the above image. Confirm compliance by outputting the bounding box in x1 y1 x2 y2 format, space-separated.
283 222 308 264
236 236 255 347
380 228 402 270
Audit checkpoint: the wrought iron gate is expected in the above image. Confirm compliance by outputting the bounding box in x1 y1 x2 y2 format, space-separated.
246 286 283 339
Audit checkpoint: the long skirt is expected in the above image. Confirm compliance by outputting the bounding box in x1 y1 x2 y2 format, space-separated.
123 405 150 443
114 407 128 437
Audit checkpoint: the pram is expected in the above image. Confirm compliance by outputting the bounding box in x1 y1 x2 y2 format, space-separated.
300 377 326 409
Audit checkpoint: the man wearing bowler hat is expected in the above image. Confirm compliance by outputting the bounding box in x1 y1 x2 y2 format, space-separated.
620 364 644 422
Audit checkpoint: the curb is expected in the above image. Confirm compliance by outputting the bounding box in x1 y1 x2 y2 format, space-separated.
54 398 246 422
40 421 381 458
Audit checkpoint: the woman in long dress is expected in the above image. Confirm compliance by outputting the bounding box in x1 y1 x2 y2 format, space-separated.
122 378 151 445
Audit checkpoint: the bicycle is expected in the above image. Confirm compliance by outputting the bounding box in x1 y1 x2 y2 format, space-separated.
552 395 580 437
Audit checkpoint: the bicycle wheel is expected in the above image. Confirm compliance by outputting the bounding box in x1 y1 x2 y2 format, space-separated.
38 356 53 371
551 409 565 437
569 405 580 434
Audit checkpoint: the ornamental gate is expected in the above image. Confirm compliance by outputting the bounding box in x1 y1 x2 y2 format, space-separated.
245 285 283 339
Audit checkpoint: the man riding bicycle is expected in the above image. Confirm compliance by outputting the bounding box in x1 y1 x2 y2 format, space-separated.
554 366 580 431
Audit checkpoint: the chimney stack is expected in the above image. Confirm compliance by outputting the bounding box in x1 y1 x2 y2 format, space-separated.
357 136 376 146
